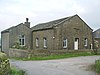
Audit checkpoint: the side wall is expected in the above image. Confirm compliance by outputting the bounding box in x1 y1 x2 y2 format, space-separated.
1 32 9 53
33 29 55 50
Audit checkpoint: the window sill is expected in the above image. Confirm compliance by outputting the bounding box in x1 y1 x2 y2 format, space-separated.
63 47 67 49
44 47 47 49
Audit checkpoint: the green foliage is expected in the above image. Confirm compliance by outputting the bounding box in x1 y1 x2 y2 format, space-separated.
94 40 99 49
10 67 25 75
95 60 100 73
0 52 7 60
93 40 99 55
0 52 10 75
14 52 94 61
12 42 28 50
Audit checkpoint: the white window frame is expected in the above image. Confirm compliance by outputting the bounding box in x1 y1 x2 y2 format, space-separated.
36 38 39 47
84 38 88 47
44 38 47 48
19 35 25 46
63 38 67 48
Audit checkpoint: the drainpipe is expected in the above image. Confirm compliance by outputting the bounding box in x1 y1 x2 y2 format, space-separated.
92 31 94 50
1 33 2 52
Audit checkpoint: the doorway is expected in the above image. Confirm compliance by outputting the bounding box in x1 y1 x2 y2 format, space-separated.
74 38 79 50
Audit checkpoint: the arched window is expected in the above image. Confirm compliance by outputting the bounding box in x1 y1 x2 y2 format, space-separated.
44 38 47 48
84 38 88 47
36 38 39 47
63 38 67 48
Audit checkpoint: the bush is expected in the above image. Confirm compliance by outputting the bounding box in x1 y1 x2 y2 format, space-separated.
95 60 100 73
12 42 28 50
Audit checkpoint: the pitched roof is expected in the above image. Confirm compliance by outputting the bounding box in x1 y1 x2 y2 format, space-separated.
93 28 100 38
32 15 76 31
1 23 24 33
1 26 15 33
94 28 100 32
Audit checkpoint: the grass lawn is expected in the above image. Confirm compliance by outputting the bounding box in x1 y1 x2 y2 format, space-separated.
10 67 25 75
14 52 97 61
89 60 100 74
95 60 100 73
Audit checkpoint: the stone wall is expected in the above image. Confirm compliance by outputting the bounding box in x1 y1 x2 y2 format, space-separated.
30 49 91 56
8 49 91 58
0 52 10 75
9 49 29 58
33 29 54 50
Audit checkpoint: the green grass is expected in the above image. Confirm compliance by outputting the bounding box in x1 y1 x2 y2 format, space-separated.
10 67 25 75
95 60 100 73
14 52 96 61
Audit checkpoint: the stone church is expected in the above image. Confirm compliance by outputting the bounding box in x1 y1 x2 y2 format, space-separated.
1 14 93 53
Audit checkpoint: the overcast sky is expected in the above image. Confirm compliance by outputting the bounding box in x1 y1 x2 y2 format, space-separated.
0 0 100 36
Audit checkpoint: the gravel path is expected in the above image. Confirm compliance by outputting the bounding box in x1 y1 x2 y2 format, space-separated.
10 56 100 75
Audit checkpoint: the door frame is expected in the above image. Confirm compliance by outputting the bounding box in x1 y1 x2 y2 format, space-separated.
74 38 79 50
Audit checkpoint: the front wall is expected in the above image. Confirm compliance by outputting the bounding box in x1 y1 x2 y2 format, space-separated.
33 29 54 50
9 24 31 49
54 16 93 50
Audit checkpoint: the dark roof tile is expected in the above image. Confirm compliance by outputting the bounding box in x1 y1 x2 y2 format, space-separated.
1 26 15 33
31 15 76 31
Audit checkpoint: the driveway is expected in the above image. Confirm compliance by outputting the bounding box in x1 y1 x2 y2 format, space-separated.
10 56 100 75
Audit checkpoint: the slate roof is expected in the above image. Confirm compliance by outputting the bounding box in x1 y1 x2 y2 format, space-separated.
1 26 15 33
93 28 100 38
31 15 76 31
1 23 24 33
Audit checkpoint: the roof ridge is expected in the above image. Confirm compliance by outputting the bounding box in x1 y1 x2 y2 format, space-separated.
36 17 68 26
32 14 77 31
54 14 77 27
94 28 100 32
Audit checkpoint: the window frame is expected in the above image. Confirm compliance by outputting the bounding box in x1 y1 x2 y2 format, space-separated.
19 35 25 46
63 38 67 48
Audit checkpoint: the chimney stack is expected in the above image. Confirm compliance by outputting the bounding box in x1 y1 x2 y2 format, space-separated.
24 18 30 28
26 18 29 22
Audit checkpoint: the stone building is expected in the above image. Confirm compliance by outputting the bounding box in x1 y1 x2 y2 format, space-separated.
1 14 93 54
32 14 93 50
93 28 100 49
1 18 31 53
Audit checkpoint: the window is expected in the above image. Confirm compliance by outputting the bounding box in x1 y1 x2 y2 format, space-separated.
84 38 88 46
36 38 39 47
44 38 47 48
63 38 67 48
19 35 25 46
